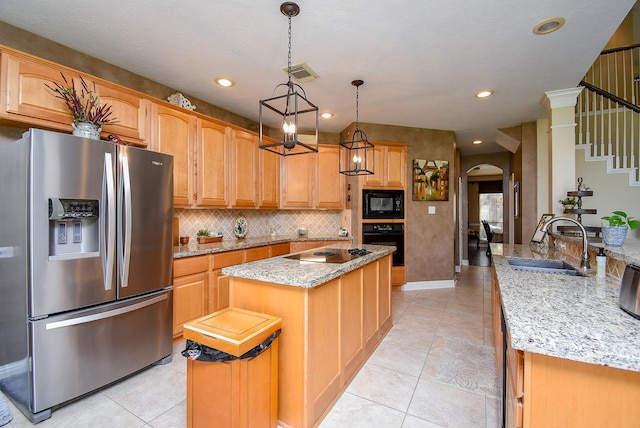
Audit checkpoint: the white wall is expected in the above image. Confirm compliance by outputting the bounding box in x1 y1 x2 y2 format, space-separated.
575 151 640 243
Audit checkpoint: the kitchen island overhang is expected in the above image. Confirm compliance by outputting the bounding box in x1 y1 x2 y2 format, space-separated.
222 243 395 428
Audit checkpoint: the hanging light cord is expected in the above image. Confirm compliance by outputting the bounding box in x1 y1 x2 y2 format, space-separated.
287 12 293 83
355 84 360 129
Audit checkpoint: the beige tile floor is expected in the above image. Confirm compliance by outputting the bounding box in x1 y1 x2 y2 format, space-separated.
1 265 498 427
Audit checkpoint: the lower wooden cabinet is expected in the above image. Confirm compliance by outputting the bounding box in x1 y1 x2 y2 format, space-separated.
173 256 209 337
173 243 295 339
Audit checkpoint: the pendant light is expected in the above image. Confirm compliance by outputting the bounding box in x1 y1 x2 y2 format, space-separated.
339 80 374 175
259 2 319 156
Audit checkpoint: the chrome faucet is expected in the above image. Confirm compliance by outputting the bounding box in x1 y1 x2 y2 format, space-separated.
541 216 590 269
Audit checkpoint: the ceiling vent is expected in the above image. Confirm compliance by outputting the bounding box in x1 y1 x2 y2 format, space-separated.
283 62 319 83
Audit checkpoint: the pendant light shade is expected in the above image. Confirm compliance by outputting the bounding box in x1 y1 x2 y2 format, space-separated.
339 80 374 175
259 2 319 156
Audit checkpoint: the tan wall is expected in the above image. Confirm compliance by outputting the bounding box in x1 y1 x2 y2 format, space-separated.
353 123 457 282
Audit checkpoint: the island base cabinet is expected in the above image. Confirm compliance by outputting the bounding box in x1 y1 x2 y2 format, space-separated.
186 344 279 428
228 254 393 428
523 352 640 428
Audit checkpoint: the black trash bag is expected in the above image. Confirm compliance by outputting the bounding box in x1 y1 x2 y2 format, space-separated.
182 329 281 362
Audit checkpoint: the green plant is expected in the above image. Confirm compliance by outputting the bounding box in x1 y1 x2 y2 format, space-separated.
601 211 639 229
45 73 116 126
196 229 211 236
558 197 577 206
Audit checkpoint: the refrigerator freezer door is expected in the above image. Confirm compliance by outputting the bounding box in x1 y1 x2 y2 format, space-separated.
27 290 172 418
117 145 173 299
30 130 117 317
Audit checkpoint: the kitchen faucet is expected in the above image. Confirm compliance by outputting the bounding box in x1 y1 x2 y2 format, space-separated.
541 216 590 269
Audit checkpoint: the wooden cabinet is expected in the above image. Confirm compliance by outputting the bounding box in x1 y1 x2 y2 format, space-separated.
173 256 209 337
209 250 244 312
229 254 393 428
91 81 149 144
270 242 291 257
230 130 258 208
362 143 407 189
493 267 640 428
151 103 195 207
340 269 364 381
281 151 315 208
0 51 148 146
281 145 345 209
259 137 280 208
196 118 229 207
315 145 344 209
1 53 80 127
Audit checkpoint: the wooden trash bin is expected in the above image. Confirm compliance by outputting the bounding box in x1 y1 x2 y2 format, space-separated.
183 307 282 428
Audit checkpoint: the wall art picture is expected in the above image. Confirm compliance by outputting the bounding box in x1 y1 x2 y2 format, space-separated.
412 159 449 201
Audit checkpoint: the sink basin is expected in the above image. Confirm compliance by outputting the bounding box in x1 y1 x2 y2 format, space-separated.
507 258 585 276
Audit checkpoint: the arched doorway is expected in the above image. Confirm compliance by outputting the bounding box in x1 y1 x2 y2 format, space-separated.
458 153 511 269
467 164 504 266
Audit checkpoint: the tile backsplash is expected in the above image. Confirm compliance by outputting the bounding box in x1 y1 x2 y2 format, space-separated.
175 209 350 241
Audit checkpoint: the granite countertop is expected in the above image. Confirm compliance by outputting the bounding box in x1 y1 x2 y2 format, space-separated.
173 234 352 259
491 243 640 373
221 243 395 289
549 232 640 266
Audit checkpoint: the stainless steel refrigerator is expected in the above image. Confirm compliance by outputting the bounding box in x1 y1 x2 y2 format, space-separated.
0 129 174 423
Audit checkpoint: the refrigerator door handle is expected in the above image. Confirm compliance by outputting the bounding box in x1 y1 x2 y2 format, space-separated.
102 153 116 291
44 293 169 330
119 155 132 288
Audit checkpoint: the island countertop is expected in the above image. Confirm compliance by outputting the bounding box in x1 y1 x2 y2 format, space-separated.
222 243 395 289
491 243 640 372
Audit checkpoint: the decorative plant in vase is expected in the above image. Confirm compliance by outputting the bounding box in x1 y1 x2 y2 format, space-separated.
196 229 220 244
601 211 638 246
558 197 578 210
46 73 116 140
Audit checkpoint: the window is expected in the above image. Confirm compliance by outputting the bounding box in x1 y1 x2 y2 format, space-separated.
479 193 503 239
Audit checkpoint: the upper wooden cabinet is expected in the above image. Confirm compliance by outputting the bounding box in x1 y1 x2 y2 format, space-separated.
0 51 148 146
195 118 229 207
258 138 280 209
315 145 344 209
92 81 150 144
281 144 345 209
281 151 315 208
151 103 195 207
230 130 258 208
361 143 407 189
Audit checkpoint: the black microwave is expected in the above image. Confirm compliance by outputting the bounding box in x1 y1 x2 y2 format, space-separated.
362 189 404 219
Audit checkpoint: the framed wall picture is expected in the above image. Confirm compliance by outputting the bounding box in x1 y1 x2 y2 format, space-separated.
412 159 449 201
531 213 555 243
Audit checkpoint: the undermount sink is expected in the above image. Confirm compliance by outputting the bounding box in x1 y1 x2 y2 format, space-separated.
507 258 585 276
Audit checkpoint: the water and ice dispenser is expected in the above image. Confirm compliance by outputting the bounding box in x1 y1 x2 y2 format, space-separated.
48 198 99 259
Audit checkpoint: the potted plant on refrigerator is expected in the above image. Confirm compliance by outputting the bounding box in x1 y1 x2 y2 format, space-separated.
601 211 638 246
46 73 116 140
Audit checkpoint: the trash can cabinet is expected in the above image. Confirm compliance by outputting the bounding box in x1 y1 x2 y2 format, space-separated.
182 307 282 428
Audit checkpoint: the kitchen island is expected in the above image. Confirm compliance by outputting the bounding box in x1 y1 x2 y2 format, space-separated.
491 243 640 428
222 243 395 428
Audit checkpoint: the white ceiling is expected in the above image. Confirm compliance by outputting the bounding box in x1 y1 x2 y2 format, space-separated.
0 0 635 154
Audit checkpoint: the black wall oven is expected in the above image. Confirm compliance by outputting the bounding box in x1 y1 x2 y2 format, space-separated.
362 223 404 266
362 189 404 219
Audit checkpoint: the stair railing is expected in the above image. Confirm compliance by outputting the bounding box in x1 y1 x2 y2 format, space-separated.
576 45 640 184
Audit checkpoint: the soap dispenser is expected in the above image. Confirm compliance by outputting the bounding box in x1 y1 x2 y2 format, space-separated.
596 247 606 278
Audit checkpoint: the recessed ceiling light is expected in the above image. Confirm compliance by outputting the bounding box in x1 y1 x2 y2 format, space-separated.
475 90 494 98
321 112 334 119
473 140 483 145
533 17 565 35
215 77 235 87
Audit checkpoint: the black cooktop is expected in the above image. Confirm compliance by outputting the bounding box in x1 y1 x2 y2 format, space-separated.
284 248 370 264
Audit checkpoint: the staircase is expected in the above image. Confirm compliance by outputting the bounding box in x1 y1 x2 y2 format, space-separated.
576 44 640 186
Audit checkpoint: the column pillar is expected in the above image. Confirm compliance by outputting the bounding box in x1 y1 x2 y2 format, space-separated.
541 88 583 216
